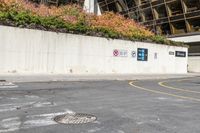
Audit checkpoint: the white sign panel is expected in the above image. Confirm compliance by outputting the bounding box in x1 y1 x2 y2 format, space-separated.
119 50 128 57
113 49 128 57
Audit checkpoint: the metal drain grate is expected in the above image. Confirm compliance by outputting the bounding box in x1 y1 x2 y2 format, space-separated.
54 113 97 124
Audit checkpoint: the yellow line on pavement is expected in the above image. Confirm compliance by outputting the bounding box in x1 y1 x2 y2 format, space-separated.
129 81 200 102
158 80 200 94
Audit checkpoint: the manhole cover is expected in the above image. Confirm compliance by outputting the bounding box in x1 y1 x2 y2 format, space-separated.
54 113 97 124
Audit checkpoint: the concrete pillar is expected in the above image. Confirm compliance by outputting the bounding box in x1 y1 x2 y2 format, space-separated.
83 0 101 15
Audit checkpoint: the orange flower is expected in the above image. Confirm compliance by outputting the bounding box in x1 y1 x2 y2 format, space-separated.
1 0 154 40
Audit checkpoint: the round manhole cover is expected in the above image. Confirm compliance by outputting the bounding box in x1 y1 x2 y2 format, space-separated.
54 113 97 124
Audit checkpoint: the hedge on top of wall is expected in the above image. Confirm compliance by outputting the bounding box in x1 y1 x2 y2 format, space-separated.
0 0 187 47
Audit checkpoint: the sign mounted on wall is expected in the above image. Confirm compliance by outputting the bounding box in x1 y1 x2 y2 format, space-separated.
131 51 136 58
175 51 186 57
113 49 128 57
169 51 175 55
154 52 158 59
113 49 119 57
119 50 128 57
137 48 148 61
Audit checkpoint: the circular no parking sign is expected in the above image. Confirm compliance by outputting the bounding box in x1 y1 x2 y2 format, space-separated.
113 49 119 57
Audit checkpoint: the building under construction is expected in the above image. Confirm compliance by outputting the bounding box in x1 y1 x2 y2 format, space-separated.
97 0 200 36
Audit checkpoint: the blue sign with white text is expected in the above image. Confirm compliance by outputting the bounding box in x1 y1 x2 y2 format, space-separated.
137 48 148 61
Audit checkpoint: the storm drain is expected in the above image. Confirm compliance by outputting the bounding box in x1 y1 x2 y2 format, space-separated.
54 113 97 124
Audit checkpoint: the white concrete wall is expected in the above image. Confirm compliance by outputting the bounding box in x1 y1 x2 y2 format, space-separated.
188 56 200 73
169 35 200 43
0 25 188 74
169 35 200 73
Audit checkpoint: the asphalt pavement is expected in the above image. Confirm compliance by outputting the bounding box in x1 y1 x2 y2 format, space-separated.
0 76 200 133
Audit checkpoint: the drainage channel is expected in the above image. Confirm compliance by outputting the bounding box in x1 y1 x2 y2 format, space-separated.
54 113 97 125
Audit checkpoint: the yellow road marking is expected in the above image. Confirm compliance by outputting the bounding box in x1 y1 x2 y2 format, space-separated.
129 81 200 102
158 80 200 94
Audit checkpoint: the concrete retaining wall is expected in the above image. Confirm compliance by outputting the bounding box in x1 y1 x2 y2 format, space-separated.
0 25 188 74
188 56 200 73
169 35 200 73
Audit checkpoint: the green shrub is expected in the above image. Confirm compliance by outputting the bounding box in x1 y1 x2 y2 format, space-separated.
0 1 186 47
